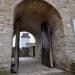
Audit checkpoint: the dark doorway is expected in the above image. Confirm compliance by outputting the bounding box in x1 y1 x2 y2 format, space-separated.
41 23 50 67
33 46 35 57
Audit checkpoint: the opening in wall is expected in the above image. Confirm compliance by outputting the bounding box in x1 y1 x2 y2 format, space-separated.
72 19 75 33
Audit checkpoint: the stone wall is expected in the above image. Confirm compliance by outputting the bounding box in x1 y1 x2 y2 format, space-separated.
52 25 70 70
29 46 34 57
45 1 75 66
12 47 34 57
19 48 29 57
0 0 13 73
35 34 42 63
0 0 75 73
46 0 75 71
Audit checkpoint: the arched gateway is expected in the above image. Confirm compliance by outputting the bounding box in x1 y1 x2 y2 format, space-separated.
0 0 75 74
12 0 65 72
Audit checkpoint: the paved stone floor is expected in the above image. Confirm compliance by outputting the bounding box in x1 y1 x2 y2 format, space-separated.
12 57 72 75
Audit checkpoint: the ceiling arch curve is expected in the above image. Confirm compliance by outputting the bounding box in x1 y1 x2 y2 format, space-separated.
14 0 63 35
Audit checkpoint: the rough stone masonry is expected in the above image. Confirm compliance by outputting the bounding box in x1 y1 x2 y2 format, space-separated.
0 0 75 74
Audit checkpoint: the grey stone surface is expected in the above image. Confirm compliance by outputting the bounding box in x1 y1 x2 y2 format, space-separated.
12 57 64 75
0 0 75 72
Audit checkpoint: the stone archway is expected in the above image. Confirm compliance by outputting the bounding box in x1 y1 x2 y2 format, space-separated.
1 0 75 74
11 0 67 72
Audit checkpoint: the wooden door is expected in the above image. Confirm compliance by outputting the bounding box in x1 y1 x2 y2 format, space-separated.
41 23 50 67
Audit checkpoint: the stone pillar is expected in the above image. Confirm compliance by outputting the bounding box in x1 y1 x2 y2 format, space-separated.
0 0 13 74
14 21 20 73
35 34 41 62
49 32 54 68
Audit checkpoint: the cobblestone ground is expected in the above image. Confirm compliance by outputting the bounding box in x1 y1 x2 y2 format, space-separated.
12 57 72 75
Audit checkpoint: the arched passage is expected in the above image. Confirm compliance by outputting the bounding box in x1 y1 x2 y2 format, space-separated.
12 0 65 73
12 31 36 72
12 31 36 48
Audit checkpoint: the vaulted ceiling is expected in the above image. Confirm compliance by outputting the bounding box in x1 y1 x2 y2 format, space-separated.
14 0 62 35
